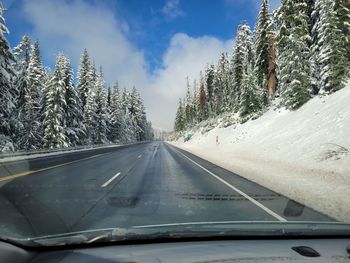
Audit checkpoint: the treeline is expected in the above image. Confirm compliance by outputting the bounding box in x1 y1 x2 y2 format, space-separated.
0 5 153 151
174 0 350 132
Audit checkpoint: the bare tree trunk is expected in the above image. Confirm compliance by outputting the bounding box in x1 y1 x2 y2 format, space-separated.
268 38 277 97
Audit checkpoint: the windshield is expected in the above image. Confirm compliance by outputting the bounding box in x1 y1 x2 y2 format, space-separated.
0 0 349 247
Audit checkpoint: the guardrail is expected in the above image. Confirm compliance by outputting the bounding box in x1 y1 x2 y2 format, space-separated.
0 143 121 160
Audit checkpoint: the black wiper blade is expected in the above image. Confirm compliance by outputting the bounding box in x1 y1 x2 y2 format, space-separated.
32 234 89 246
3 221 350 247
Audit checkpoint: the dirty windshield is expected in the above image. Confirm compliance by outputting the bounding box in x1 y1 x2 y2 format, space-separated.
0 0 349 246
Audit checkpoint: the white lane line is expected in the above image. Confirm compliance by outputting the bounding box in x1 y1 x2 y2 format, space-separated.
138 154 143 159
101 172 121 188
172 147 287 222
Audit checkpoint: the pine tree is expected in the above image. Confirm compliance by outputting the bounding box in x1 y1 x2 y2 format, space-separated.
40 66 53 123
213 53 230 113
192 79 199 124
60 55 85 146
105 86 112 141
119 89 136 142
13 35 31 110
276 0 311 109
174 98 185 132
0 4 16 151
129 87 147 141
254 0 274 105
43 54 68 149
232 22 255 108
336 0 350 61
107 86 111 107
18 41 45 149
77 49 93 111
144 121 154 141
94 69 108 144
240 59 262 118
108 82 122 142
120 108 137 143
121 88 129 114
199 81 207 122
312 0 349 93
83 62 98 144
310 0 322 94
184 80 193 126
205 65 216 118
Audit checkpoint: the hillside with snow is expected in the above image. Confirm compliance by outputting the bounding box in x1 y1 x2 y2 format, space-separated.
171 83 350 221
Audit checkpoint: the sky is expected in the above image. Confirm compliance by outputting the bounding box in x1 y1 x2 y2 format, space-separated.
2 0 281 130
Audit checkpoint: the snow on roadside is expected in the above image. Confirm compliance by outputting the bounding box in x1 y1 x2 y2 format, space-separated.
170 83 350 222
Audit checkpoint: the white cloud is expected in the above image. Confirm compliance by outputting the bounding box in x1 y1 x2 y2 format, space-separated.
23 0 148 89
23 0 233 130
161 0 185 20
145 34 233 130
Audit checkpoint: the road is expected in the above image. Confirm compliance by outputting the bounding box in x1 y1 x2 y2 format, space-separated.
0 142 334 239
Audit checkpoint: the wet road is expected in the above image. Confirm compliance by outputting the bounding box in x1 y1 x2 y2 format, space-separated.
0 142 334 239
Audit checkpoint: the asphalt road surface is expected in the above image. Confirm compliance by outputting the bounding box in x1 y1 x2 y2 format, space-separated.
0 142 335 239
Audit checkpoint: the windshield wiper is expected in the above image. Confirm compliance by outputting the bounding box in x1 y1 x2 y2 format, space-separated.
3 221 350 247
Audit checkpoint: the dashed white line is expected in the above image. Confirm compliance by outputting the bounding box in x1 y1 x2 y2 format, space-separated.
172 147 287 222
101 172 121 188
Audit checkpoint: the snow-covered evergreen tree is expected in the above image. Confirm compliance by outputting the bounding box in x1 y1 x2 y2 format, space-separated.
77 49 93 111
94 69 108 144
184 80 194 126
232 22 255 108
276 0 311 109
13 35 31 111
213 53 230 113
108 82 122 142
174 98 185 132
240 58 262 118
83 62 98 144
18 41 45 149
312 0 349 93
144 121 154 141
129 86 147 141
192 79 199 123
198 80 207 121
43 54 68 149
310 0 322 94
205 64 216 118
254 0 274 106
121 108 137 143
60 55 85 146
0 4 16 151
336 0 350 62
105 86 112 140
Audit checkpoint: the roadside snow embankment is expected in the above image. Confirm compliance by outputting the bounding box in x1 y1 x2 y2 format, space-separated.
171 84 350 221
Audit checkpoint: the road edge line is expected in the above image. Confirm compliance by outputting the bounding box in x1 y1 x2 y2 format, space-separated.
170 145 287 222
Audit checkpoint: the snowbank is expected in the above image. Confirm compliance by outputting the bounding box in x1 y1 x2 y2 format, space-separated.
171 84 350 222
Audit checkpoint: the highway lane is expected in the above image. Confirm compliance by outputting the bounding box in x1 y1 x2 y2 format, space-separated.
0 143 147 179
0 141 335 239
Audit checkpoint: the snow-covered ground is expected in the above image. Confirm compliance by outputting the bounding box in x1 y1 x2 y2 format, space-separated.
170 84 350 222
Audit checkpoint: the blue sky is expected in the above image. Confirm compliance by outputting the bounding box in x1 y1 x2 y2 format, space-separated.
2 0 281 130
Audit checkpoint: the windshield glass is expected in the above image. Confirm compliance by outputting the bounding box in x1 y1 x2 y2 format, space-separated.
0 0 349 247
